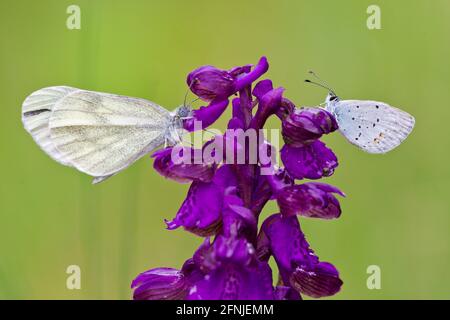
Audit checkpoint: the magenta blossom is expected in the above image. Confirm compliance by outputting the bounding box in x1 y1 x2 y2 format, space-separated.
132 57 345 300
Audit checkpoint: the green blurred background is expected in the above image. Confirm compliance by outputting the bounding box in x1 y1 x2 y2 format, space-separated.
0 0 449 299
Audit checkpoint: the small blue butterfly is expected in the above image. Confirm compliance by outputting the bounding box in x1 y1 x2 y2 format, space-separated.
306 72 415 154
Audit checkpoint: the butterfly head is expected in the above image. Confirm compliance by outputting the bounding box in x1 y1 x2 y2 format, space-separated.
166 105 192 146
324 93 339 113
325 92 339 104
174 104 192 120
305 71 339 108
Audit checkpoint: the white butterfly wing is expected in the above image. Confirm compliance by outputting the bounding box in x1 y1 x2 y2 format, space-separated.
49 89 171 181
23 86 172 183
22 86 78 166
332 100 415 154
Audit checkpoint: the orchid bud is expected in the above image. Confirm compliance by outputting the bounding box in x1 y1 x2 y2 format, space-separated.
282 107 338 147
187 66 235 102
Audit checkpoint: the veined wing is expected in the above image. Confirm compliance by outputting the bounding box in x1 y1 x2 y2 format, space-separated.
22 86 78 166
48 89 171 182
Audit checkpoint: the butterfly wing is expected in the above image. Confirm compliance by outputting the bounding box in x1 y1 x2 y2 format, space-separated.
332 100 415 154
49 89 172 181
22 86 78 166
23 86 172 183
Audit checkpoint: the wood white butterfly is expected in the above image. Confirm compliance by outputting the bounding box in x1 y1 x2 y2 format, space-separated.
22 86 190 183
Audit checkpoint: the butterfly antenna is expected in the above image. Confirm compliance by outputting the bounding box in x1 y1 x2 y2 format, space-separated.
309 70 335 90
190 97 201 105
181 137 195 147
304 79 337 96
305 70 337 96
184 79 198 107
203 128 218 136
183 87 190 108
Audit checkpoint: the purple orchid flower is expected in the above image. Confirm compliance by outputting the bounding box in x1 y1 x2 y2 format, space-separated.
132 57 346 300
187 235 274 300
258 214 343 298
152 146 216 183
281 107 339 180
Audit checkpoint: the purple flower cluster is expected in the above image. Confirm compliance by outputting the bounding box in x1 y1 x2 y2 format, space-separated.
132 57 345 300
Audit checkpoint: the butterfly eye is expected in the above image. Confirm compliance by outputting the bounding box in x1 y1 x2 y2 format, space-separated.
177 105 192 118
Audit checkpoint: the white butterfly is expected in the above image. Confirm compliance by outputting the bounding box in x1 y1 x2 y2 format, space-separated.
22 86 191 184
306 73 415 154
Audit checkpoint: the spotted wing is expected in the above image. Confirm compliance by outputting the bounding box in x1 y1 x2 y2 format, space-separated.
333 100 415 154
